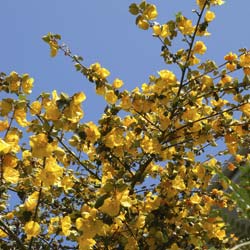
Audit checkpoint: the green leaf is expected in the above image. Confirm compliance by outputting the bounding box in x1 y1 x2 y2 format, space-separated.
54 34 61 40
129 3 139 15
42 34 50 43
139 1 147 10
95 194 109 208
175 12 182 22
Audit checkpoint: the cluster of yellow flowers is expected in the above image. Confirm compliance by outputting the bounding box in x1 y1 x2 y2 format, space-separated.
0 0 249 249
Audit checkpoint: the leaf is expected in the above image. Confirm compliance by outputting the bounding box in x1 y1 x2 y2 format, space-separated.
95 194 110 209
129 3 139 15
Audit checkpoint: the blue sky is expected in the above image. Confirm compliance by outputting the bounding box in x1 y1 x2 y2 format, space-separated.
1 0 249 122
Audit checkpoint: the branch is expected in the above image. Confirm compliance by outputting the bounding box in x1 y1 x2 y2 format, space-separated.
177 0 209 96
0 219 26 250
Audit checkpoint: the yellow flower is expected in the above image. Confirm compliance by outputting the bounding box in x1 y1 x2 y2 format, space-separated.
0 139 12 154
125 237 139 250
170 243 179 250
7 71 21 93
0 99 13 116
0 120 9 131
190 193 202 204
30 101 42 115
49 40 58 57
48 217 59 235
140 135 161 154
227 162 236 171
193 41 207 55
243 67 250 75
14 108 30 127
90 62 110 80
161 24 171 38
78 237 96 250
143 4 158 20
21 74 34 94
112 78 124 89
215 229 226 240
63 97 84 123
5 212 14 220
152 24 161 36
224 52 237 61
137 16 149 30
0 229 8 238
159 115 170 130
182 106 200 122
104 128 124 148
178 17 194 35
211 0 225 6
44 101 61 121
38 156 63 187
158 69 177 86
135 214 146 229
5 129 21 153
24 191 39 211
99 68 110 79
105 90 118 105
24 221 41 239
226 62 237 71
120 95 132 110
240 103 250 116
2 154 17 168
211 98 228 108
30 133 57 158
95 86 106 96
172 175 186 191
120 190 133 208
84 121 101 143
61 175 75 192
3 167 19 183
239 53 250 68
61 216 72 236
220 74 232 86
99 197 120 217
205 10 216 22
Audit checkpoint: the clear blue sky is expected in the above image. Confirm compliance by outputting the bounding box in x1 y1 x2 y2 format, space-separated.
1 0 249 122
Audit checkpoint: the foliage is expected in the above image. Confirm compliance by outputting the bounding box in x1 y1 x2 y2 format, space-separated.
0 0 250 249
